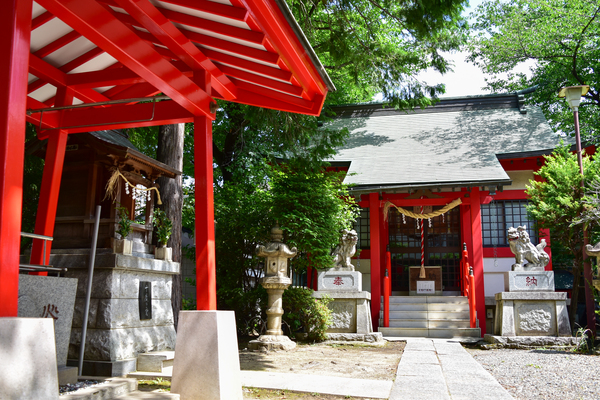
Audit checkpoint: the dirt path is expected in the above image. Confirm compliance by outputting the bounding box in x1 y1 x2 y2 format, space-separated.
239 340 404 399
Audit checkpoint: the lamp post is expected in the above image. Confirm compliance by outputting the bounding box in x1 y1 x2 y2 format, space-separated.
558 85 596 337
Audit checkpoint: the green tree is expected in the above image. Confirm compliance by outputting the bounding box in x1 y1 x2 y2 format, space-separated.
270 162 358 272
526 145 600 328
467 0 600 141
290 0 468 106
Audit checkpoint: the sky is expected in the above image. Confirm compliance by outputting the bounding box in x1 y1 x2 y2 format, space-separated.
416 0 533 98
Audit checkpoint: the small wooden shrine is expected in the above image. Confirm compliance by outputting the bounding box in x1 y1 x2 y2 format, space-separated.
31 129 179 251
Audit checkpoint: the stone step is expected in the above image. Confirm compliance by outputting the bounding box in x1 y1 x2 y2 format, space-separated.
382 310 470 319
59 377 137 400
380 318 472 329
385 302 470 312
128 366 173 381
382 295 469 304
136 351 175 373
379 327 481 338
114 390 180 399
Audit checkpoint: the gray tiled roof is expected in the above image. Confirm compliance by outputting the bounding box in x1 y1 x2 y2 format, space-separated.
89 130 140 151
326 95 566 191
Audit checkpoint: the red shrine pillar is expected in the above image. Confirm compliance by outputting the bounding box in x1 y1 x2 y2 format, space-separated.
469 187 486 336
194 71 217 310
0 0 32 317
369 192 381 330
30 88 74 271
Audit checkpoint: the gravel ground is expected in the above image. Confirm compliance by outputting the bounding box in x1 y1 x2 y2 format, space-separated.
466 347 600 400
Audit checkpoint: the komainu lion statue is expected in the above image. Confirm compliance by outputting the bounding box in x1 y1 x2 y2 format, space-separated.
508 226 549 271
332 229 358 270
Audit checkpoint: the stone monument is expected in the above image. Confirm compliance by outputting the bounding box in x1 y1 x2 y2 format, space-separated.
494 226 571 336
249 225 297 351
18 275 78 384
314 230 382 342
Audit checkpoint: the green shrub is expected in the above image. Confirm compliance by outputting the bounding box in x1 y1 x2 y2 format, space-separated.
115 205 132 239
283 287 332 342
217 286 268 336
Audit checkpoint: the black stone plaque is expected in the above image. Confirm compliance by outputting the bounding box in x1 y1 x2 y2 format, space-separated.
139 281 152 320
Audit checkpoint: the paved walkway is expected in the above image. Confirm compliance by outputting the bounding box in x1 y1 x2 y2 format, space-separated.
389 339 513 400
239 338 514 400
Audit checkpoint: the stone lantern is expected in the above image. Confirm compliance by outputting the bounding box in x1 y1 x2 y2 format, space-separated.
249 225 297 351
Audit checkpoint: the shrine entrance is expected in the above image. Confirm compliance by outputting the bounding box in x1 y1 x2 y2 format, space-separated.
388 206 461 293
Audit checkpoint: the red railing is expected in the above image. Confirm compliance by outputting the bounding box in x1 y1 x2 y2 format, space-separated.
383 250 391 327
461 243 477 328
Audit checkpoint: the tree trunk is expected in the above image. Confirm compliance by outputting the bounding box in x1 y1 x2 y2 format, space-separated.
156 123 185 330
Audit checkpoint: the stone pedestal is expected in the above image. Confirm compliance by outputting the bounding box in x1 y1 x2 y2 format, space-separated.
504 271 555 292
313 291 373 334
317 269 362 291
171 311 242 400
494 292 571 337
18 275 78 384
48 249 179 376
314 269 374 339
0 318 59 400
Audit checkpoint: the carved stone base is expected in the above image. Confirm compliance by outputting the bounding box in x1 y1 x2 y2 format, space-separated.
494 292 571 337
248 335 297 351
312 291 372 334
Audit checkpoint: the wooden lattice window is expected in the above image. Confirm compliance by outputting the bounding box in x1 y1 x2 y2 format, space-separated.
481 200 537 247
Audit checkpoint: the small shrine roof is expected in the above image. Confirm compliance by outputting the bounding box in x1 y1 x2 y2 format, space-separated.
326 93 571 192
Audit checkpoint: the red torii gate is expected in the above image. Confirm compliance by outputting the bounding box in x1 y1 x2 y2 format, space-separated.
0 0 333 316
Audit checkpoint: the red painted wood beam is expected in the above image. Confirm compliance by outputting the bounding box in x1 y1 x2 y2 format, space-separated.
113 0 237 100
239 0 328 97
161 7 264 46
29 54 110 103
232 79 310 109
0 0 32 317
38 0 215 119
31 10 54 29
232 87 318 115
183 30 279 65
194 70 217 310
26 97 60 131
218 63 302 97
33 30 81 59
36 100 193 137
205 49 292 82
160 0 248 21
369 192 381 331
66 67 147 88
30 87 73 270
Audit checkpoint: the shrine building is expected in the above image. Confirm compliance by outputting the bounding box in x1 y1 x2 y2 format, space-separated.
321 93 571 336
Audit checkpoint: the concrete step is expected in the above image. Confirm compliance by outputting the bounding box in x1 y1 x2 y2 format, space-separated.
379 327 481 338
383 310 470 320
381 318 471 329
382 295 469 305
128 366 173 381
389 303 428 311
60 377 137 400
114 390 179 399
136 351 175 373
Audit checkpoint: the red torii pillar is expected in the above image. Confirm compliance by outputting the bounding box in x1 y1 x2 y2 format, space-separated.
194 71 217 310
0 0 32 317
